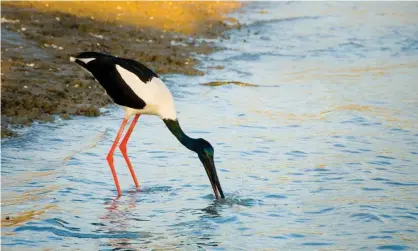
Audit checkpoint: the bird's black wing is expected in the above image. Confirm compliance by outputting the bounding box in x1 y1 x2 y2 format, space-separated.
87 57 148 109
116 58 160 84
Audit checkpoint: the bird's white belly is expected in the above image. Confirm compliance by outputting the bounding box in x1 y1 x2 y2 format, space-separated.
122 105 160 119
116 65 177 120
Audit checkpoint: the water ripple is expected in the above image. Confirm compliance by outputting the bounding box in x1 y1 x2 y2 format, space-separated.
351 213 383 223
264 194 288 199
305 207 334 215
15 225 147 239
384 181 418 186
302 242 334 246
368 235 393 239
377 245 409 250
44 218 80 232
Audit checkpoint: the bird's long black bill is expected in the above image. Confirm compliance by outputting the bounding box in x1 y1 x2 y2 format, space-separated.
203 158 225 199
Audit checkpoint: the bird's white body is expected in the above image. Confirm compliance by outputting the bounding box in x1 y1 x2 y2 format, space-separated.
116 65 177 120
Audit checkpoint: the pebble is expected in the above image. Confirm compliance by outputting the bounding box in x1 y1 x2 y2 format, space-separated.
1 17 20 24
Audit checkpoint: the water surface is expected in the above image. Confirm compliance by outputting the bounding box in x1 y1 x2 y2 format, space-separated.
2 2 418 250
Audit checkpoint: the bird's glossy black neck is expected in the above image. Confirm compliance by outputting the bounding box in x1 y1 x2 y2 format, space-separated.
163 119 197 152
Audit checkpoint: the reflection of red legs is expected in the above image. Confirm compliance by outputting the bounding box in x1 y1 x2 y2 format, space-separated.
119 114 140 190
106 118 129 197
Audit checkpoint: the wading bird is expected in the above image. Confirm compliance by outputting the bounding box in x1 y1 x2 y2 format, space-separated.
70 52 224 199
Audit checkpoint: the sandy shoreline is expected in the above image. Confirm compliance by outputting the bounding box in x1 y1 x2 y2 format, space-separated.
5 1 241 35
1 2 242 137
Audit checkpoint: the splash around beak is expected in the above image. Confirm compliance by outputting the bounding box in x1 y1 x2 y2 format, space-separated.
202 156 225 199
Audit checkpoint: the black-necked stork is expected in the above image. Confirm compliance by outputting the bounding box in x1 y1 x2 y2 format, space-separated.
70 52 224 199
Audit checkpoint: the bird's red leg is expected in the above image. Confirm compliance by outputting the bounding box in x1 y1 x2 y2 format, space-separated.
106 118 129 197
119 114 140 190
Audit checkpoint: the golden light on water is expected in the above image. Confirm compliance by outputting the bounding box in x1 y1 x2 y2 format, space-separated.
2 186 59 207
2 205 58 228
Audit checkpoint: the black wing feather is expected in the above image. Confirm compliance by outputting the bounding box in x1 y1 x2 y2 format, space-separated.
86 57 151 109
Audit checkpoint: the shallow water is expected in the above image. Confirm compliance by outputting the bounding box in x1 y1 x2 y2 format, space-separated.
2 2 418 250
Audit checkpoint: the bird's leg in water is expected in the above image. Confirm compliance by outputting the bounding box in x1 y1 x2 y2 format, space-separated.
106 118 129 196
119 114 141 190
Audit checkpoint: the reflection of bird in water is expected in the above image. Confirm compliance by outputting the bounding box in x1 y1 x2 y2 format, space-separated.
102 200 134 248
99 195 149 249
70 52 225 199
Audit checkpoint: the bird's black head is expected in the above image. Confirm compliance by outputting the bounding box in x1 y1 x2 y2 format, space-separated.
70 51 112 67
195 138 225 199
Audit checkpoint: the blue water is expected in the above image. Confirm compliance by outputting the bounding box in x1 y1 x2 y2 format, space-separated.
2 2 418 250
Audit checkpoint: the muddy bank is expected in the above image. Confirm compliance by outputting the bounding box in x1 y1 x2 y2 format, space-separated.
1 2 241 138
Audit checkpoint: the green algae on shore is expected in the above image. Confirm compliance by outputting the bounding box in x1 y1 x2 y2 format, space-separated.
201 81 259 87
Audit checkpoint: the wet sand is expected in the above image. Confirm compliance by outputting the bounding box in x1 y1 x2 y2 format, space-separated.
1 2 241 137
